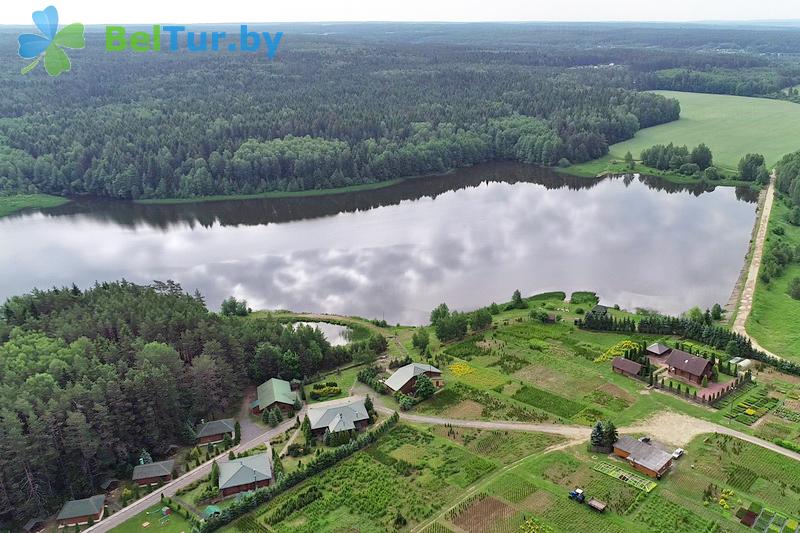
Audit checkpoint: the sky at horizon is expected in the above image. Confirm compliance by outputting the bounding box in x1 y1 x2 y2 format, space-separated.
1 0 799 25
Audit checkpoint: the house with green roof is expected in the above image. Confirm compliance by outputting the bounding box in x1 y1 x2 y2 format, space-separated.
250 378 297 415
56 494 105 527
219 453 273 497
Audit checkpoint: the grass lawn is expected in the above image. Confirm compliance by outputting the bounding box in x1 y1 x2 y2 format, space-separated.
304 364 363 403
0 194 68 218
109 504 194 533
748 198 800 361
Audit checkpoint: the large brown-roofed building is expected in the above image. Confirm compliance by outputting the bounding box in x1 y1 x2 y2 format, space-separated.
665 349 713 384
612 357 643 378
613 436 673 478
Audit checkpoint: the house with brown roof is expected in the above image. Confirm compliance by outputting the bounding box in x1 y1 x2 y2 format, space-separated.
56 494 105 527
613 436 673 478
612 357 643 378
132 459 175 486
665 349 713 384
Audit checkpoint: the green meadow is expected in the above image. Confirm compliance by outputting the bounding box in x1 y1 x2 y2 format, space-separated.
0 194 68 218
609 91 800 171
748 198 800 361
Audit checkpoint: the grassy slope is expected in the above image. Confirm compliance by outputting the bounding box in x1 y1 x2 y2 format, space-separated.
568 91 800 183
748 198 800 360
610 91 800 171
0 194 68 218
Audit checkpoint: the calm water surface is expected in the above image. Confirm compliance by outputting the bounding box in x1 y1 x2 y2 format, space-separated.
0 163 757 324
293 322 351 346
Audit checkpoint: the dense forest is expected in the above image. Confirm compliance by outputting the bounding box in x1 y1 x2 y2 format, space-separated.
16 23 788 200
3 23 799 200
0 281 383 521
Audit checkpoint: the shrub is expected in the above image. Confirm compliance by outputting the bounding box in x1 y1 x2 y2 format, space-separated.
789 277 800 300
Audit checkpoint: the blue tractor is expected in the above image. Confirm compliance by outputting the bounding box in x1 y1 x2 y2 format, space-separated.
568 488 586 503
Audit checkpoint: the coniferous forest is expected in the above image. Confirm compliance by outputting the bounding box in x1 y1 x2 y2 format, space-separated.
8 23 800 200
0 281 380 519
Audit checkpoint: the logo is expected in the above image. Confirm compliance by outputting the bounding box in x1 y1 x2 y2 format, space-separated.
18 6 85 77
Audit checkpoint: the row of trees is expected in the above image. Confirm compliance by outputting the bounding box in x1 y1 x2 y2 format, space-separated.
0 280 381 521
639 142 714 175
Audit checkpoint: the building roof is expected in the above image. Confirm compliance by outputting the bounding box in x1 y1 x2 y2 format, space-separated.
665 349 712 377
132 459 175 481
384 363 442 392
255 378 296 409
612 357 643 375
307 396 369 432
591 304 609 315
196 418 236 438
56 494 105 520
219 453 272 490
614 436 672 473
646 343 671 356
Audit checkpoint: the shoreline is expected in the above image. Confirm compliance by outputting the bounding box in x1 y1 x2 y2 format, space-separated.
0 157 758 217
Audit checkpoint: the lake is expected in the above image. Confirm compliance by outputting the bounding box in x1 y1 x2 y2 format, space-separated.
0 163 758 324
293 322 351 346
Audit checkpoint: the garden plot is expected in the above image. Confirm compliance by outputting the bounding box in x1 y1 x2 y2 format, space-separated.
721 388 779 425
750 508 800 533
632 494 718 533
229 424 496 533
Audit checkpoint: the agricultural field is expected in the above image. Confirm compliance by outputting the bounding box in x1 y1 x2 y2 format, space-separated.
427 433 800 533
607 91 800 171
220 424 500 532
748 198 800 362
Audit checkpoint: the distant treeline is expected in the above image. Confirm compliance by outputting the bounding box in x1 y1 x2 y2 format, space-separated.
2 24 797 200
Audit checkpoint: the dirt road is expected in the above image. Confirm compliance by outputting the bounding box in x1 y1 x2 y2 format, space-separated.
732 175 781 359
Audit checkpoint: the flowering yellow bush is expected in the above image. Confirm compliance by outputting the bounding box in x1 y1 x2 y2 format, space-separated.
594 340 641 363
449 362 475 376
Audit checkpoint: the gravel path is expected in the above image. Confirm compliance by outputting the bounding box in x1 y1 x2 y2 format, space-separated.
732 175 781 360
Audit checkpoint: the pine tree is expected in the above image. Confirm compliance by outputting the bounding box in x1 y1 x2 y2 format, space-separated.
590 422 605 448
234 420 241 444
602 421 618 447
